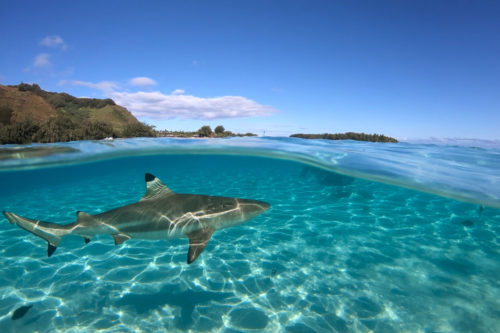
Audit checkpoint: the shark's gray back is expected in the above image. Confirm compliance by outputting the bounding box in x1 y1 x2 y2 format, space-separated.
89 193 238 238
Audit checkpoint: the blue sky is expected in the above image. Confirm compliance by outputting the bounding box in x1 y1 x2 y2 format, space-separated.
1 1 499 139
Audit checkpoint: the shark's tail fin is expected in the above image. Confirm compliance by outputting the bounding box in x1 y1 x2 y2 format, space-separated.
2 211 75 257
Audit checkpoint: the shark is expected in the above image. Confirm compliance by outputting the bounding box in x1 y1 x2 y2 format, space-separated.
2 173 270 264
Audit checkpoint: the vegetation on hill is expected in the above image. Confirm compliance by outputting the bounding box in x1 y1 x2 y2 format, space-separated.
121 122 156 138
16 83 116 109
0 117 155 144
290 132 398 143
0 83 155 144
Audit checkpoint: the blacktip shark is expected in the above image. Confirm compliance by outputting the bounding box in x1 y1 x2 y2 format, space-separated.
2 173 270 264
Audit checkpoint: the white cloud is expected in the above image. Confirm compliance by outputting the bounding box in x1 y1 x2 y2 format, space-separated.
40 35 66 49
171 89 185 95
72 80 120 94
70 79 278 119
129 77 157 87
112 91 278 119
33 53 51 68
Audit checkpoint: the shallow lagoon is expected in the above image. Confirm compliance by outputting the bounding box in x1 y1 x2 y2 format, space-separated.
0 138 499 332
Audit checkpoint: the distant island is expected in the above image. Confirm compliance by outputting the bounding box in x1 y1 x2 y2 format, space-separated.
290 132 398 143
0 83 255 144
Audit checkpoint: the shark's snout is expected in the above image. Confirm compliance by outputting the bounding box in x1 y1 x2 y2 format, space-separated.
238 199 270 217
257 200 271 212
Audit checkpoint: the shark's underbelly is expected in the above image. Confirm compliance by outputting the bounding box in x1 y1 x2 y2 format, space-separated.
124 229 176 240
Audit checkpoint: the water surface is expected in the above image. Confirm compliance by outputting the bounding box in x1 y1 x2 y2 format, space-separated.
0 138 499 332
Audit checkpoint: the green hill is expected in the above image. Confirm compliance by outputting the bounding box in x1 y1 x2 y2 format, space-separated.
0 83 153 144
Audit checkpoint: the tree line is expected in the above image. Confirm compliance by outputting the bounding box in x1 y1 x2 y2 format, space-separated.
156 125 257 138
0 117 155 144
290 132 398 143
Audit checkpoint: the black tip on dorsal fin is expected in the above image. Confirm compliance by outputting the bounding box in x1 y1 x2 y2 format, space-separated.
145 173 155 182
142 173 173 200
47 243 57 257
84 237 91 244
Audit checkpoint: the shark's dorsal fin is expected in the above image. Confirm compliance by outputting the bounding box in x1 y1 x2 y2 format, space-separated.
141 173 173 200
187 228 214 264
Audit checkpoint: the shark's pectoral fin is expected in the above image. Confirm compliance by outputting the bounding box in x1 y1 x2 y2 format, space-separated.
187 228 214 264
112 233 130 245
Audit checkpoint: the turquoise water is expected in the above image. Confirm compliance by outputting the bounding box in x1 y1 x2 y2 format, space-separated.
0 137 499 332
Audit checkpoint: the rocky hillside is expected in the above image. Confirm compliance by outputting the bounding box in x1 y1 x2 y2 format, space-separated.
0 83 140 135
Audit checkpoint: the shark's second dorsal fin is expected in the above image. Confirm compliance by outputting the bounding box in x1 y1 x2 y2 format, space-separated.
142 173 173 200
76 211 92 222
